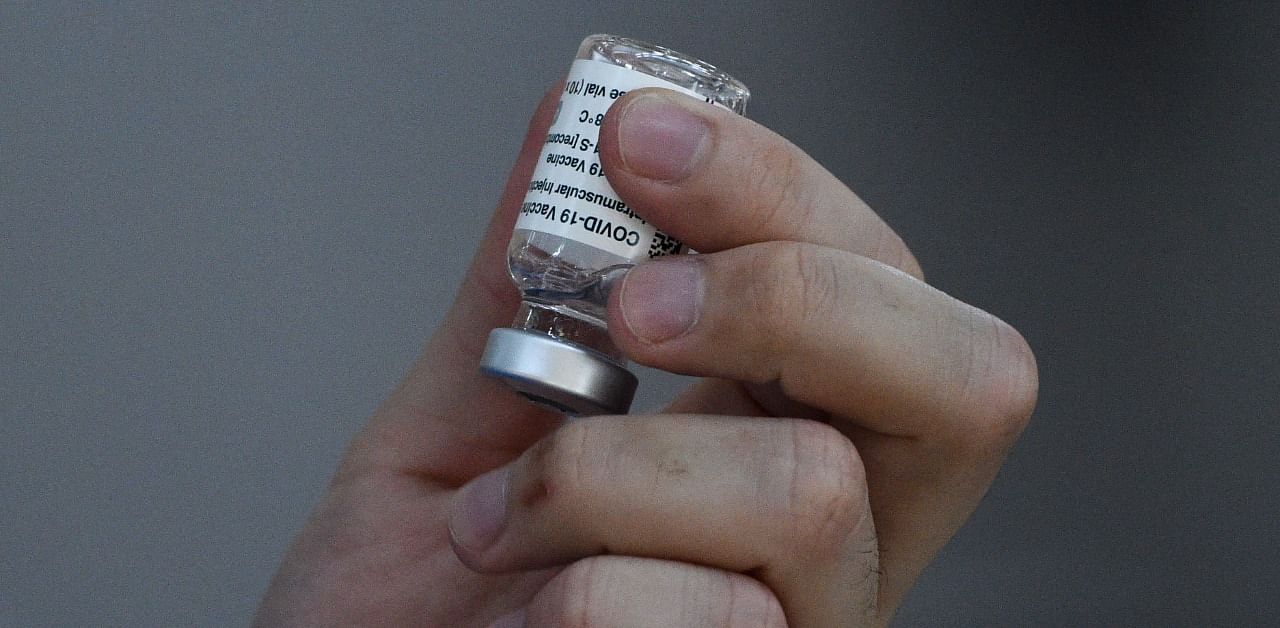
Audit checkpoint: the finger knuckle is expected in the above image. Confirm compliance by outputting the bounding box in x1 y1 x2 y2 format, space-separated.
788 245 845 330
739 246 795 356
953 313 1039 450
740 136 817 235
741 244 842 354
782 420 870 555
532 420 601 507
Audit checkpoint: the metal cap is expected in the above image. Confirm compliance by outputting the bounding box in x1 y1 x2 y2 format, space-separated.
480 328 637 416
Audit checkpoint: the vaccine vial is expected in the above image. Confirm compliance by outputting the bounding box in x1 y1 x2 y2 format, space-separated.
480 34 749 416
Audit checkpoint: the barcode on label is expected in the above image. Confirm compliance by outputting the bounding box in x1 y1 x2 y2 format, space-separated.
647 232 684 258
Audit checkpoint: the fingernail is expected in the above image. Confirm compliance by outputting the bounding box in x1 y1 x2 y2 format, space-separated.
617 92 711 181
448 466 510 552
619 257 703 343
488 609 526 628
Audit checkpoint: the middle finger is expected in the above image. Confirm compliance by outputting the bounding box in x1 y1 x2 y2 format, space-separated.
606 241 1038 440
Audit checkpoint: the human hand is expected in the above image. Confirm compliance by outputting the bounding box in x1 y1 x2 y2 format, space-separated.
253 85 1037 627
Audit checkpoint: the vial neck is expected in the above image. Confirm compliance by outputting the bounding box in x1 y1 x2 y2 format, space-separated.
512 301 625 364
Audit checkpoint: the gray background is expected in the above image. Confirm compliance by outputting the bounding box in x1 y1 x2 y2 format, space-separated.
3 2 1277 626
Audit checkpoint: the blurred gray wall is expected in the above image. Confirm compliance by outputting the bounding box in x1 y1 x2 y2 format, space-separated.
3 2 1277 626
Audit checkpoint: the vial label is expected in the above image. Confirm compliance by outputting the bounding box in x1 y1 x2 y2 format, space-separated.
515 59 716 260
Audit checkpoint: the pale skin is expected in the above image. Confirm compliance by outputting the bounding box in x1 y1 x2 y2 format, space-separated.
253 85 1039 627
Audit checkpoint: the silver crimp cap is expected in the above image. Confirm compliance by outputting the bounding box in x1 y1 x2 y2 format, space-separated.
480 328 637 416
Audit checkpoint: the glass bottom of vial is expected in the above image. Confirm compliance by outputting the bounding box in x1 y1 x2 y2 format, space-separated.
513 301 624 363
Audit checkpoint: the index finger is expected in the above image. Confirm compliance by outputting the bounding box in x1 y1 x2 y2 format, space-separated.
598 88 923 279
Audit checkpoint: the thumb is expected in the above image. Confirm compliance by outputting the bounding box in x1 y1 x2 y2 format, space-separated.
342 83 566 486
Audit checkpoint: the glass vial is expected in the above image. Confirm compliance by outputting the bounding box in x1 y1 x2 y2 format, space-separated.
480 34 749 416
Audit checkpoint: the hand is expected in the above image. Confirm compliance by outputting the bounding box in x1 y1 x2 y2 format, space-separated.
254 86 1037 627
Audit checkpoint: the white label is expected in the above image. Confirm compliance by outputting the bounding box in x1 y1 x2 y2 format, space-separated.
514 59 715 260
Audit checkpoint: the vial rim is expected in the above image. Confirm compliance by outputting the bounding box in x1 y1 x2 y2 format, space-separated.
480 327 638 416
578 33 750 114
